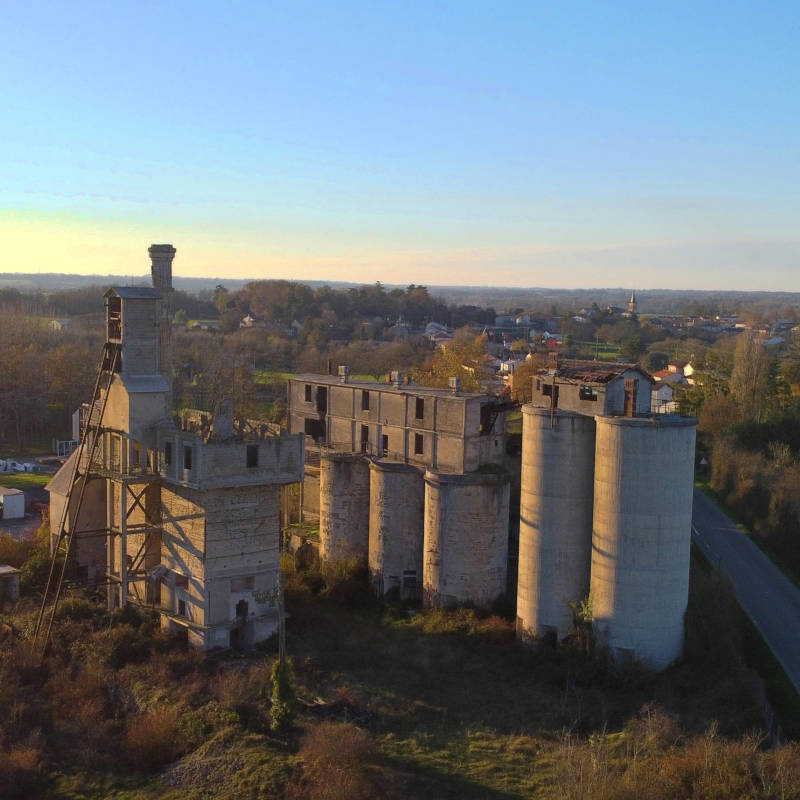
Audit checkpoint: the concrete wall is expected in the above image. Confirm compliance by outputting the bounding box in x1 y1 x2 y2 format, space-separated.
121 297 159 376
302 465 320 518
590 415 697 669
423 470 510 609
604 370 652 416
368 460 425 599
0 491 24 519
517 407 596 641
531 369 652 417
157 430 304 490
203 484 282 648
289 377 505 473
319 453 370 561
160 484 206 637
49 476 107 587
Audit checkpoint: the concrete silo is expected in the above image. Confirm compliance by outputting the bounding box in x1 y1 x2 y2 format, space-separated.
423 469 510 609
590 415 697 669
517 406 596 641
368 459 425 599
319 453 370 561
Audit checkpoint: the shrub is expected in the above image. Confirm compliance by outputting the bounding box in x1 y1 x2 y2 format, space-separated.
0 742 46 799
123 706 183 772
270 657 296 733
289 722 389 800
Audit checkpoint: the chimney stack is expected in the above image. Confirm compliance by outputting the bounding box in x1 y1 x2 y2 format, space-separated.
338 365 350 383
449 376 461 395
149 244 176 392
391 370 403 388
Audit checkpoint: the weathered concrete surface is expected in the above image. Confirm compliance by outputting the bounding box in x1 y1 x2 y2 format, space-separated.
423 469 510 609
692 488 800 694
319 453 370 561
369 460 425 599
517 407 596 641
590 415 697 669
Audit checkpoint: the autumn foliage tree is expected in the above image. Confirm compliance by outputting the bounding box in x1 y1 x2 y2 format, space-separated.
413 328 490 392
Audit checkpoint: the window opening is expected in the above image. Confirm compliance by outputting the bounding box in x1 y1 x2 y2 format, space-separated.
246 444 259 468
183 445 193 471
361 390 370 411
414 433 424 455
415 397 425 419
304 384 312 402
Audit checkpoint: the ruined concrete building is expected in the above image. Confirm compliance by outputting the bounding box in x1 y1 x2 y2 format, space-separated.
288 369 512 608
518 358 697 669
47 245 304 649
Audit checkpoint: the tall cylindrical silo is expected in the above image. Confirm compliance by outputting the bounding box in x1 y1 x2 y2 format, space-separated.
423 469 510 609
319 453 370 561
590 415 697 669
368 460 425 599
517 406 596 641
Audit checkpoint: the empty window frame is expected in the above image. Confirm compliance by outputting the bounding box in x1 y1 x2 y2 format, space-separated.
304 384 312 402
164 441 172 466
361 390 370 411
246 444 259 468
183 445 193 471
382 434 389 454
415 397 425 419
579 385 598 401
542 384 552 397
414 433 424 455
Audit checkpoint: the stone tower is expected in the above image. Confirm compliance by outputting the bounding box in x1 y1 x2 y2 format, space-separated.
148 244 176 389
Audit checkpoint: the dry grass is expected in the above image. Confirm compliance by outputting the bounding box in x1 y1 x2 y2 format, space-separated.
287 721 401 800
123 706 184 772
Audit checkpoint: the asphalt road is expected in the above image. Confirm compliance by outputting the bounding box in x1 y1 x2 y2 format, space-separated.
692 487 800 694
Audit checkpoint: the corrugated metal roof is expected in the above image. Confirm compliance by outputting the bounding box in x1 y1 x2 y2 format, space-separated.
548 360 653 385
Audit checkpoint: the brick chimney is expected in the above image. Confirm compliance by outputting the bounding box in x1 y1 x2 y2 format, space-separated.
149 244 176 390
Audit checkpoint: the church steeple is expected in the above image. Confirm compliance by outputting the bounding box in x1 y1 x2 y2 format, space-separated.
628 290 636 315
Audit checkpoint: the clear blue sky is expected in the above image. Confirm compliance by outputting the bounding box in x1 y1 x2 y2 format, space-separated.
2 1 799 289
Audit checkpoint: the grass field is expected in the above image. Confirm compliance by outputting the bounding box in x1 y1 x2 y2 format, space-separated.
0 472 51 490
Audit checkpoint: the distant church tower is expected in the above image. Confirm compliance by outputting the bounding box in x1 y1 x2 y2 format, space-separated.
628 290 637 315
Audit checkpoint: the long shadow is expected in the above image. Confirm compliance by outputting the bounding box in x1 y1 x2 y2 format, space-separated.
380 752 531 800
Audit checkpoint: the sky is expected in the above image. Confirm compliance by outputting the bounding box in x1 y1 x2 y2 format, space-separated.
2 1 799 290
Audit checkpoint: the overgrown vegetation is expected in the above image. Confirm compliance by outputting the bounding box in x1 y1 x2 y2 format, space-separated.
1 549 798 799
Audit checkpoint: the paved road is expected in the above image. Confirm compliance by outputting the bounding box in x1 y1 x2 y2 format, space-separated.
692 488 800 694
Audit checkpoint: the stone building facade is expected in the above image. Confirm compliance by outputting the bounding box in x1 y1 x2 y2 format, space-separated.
47 245 304 649
288 371 511 608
